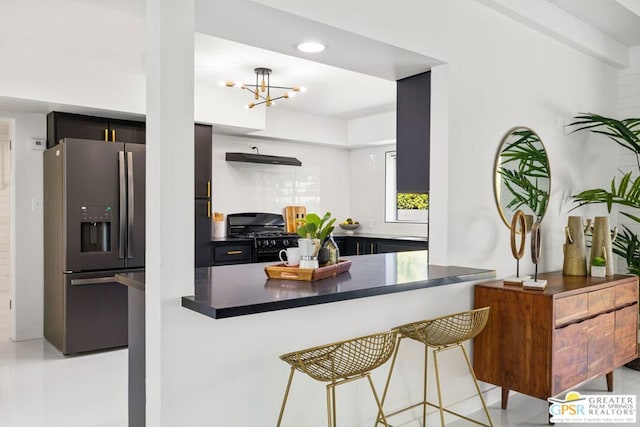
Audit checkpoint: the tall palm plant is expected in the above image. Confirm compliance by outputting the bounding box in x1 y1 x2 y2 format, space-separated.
568 113 640 275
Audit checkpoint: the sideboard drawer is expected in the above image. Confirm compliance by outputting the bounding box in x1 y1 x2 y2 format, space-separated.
615 304 639 365
588 288 616 316
556 294 588 327
616 281 639 307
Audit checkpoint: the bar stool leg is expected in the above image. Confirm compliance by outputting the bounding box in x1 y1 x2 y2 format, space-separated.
422 342 429 426
276 367 296 427
460 345 493 427
366 373 390 427
433 348 446 426
377 336 403 425
326 383 337 427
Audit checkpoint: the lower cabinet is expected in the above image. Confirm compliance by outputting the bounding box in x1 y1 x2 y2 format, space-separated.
211 241 253 266
334 236 427 256
473 272 638 407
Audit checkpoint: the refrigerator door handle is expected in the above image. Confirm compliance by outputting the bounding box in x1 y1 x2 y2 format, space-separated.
118 151 126 259
127 151 134 259
70 276 117 286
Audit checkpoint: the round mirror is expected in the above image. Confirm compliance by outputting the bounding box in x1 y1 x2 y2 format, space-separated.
494 127 550 229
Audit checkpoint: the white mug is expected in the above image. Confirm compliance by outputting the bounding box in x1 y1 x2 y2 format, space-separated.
279 247 300 266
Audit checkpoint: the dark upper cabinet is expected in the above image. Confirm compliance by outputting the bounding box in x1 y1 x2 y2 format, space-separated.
396 71 430 194
194 124 212 199
47 111 145 148
195 199 212 267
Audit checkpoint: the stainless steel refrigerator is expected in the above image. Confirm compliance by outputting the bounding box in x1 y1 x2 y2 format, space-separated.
44 138 145 354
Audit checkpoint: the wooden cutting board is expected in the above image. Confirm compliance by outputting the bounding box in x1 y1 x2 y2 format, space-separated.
284 206 306 233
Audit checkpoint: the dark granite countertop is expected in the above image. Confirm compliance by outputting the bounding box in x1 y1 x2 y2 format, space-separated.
181 251 494 319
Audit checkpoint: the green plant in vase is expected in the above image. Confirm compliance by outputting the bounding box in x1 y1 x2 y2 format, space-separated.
297 212 338 265
296 212 336 241
591 256 607 277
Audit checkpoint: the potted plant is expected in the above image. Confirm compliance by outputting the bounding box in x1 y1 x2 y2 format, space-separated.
591 256 607 277
297 212 338 266
567 113 640 369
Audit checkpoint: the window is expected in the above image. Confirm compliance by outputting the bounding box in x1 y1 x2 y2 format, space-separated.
385 151 428 223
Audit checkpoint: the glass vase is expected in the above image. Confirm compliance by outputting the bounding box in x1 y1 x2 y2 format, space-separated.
319 236 340 266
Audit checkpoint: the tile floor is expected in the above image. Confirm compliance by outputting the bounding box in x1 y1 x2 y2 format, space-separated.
0 287 638 426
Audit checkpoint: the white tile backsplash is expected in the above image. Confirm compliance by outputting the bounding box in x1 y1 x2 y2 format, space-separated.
212 134 351 222
212 134 427 238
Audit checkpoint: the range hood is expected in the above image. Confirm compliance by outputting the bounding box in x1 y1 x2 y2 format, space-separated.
225 152 302 167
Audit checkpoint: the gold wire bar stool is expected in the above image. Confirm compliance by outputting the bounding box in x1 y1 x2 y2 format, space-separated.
377 307 493 427
276 330 398 427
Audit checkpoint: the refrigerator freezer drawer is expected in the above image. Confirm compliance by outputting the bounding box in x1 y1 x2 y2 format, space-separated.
63 272 129 354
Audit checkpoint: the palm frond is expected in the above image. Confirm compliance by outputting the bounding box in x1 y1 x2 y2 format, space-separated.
571 172 640 212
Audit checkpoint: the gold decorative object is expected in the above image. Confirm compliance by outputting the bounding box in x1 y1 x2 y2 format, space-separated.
277 330 398 427
562 216 588 276
222 67 305 109
504 209 530 285
590 216 618 276
378 308 493 427
523 221 547 290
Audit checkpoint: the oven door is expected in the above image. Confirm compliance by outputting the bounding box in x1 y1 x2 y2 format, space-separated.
255 248 281 263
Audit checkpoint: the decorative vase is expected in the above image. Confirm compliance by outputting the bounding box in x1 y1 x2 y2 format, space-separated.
589 216 618 276
591 265 606 278
318 236 340 267
562 216 587 276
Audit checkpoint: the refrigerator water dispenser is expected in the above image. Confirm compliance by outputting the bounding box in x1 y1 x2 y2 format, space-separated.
80 206 112 253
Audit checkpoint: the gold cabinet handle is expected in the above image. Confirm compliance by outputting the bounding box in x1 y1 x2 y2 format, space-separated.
112 129 116 142
104 129 108 141
356 242 361 255
207 181 211 198
227 250 242 255
207 201 211 218
370 243 375 253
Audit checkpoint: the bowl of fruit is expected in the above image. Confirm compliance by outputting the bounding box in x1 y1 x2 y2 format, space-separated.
339 218 360 234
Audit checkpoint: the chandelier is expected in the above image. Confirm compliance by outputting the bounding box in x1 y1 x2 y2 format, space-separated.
224 67 305 109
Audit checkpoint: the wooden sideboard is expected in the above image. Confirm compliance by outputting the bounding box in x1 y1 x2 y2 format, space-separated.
473 271 638 408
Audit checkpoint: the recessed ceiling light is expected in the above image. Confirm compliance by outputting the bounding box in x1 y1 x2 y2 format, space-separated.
297 41 326 53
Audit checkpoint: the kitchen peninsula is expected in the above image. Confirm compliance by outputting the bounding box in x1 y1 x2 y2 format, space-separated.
182 251 492 318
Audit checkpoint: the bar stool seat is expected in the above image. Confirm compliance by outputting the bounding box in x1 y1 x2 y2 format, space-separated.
379 307 493 426
276 330 398 427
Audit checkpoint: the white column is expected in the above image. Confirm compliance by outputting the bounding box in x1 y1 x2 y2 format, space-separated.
145 0 194 425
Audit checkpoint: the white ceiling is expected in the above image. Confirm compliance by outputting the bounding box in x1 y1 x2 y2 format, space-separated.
3 0 640 123
194 34 398 120
547 0 640 46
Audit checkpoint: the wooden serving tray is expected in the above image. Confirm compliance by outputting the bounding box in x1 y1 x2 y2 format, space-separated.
265 259 352 281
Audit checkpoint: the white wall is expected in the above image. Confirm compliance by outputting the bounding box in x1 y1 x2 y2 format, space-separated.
257 0 618 276
349 143 428 236
0 111 45 341
157 1 620 425
0 121 11 287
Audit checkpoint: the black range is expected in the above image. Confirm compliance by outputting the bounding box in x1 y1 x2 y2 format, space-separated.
226 212 298 263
